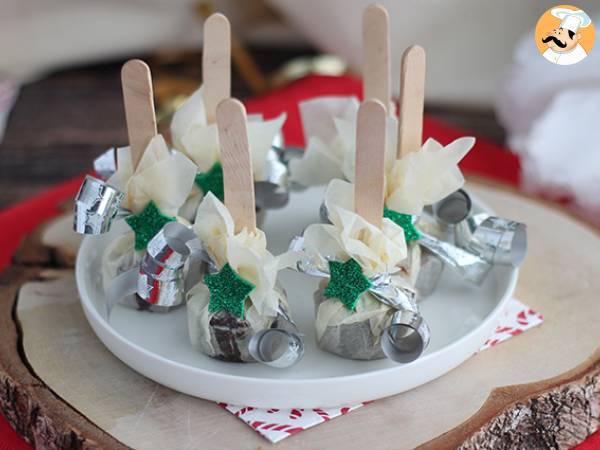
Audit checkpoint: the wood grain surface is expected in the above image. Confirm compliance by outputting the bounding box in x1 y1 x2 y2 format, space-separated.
397 45 426 158
1 181 599 449
354 99 386 228
121 59 158 170
217 98 256 232
202 13 232 124
362 4 391 112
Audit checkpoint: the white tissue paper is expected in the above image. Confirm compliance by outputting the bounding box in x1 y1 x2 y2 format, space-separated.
290 96 398 185
303 179 415 342
293 97 474 215
171 86 286 220
108 135 197 215
102 135 197 286
386 137 475 215
189 193 299 329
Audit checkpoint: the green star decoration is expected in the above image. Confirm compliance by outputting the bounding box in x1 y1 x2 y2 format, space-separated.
324 258 372 311
205 263 255 319
125 201 176 250
195 162 224 200
383 207 421 242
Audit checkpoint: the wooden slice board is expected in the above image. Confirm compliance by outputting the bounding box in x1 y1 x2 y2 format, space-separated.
1 181 599 449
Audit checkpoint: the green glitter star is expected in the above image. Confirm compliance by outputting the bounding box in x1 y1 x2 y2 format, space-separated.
324 258 372 311
125 201 176 250
383 207 421 242
205 263 255 319
195 162 224 200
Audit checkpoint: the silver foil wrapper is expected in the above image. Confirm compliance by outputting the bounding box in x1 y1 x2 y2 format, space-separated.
247 305 305 368
454 214 527 267
136 222 207 310
254 134 305 210
415 247 444 299
74 175 125 235
392 188 527 286
106 222 209 316
255 147 290 210
427 189 528 269
381 309 431 363
418 231 491 285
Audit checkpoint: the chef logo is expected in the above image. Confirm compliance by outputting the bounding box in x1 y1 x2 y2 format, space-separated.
535 5 594 65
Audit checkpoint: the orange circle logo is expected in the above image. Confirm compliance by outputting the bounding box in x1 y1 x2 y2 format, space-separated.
535 5 594 65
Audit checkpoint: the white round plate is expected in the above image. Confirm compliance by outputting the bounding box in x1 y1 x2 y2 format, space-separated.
76 186 517 408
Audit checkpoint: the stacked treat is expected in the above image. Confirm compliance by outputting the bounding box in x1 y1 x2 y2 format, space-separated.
74 6 527 368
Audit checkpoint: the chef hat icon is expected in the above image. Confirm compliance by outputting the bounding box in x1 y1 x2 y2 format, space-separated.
551 8 592 33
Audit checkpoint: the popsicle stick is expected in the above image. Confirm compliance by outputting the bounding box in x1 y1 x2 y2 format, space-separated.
121 59 157 170
196 3 268 94
203 13 231 124
216 99 256 233
354 99 387 229
397 45 426 159
362 4 391 113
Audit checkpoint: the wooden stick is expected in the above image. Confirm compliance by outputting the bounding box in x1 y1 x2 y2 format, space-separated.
397 45 426 159
196 3 268 94
216 99 256 233
121 59 157 170
203 13 231 124
362 4 391 113
354 99 387 228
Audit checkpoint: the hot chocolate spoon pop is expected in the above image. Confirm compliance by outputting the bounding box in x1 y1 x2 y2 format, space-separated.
295 99 430 362
173 13 291 222
186 99 304 367
74 60 198 314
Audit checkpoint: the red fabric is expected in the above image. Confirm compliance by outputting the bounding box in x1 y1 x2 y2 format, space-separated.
0 74 591 449
574 429 600 450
